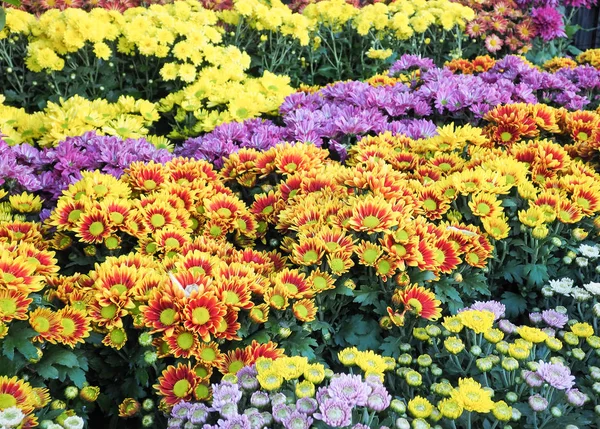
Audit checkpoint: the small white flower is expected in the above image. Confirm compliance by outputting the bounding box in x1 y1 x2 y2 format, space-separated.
575 257 589 267
548 278 574 296
0 407 25 427
578 244 600 259
63 415 84 429
584 282 600 296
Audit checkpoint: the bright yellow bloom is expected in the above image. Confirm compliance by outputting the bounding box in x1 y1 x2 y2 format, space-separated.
517 326 548 343
571 322 594 338
457 310 494 334
451 378 495 413
408 396 434 419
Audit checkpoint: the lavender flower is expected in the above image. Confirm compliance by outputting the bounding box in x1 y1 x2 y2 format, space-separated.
296 397 318 415
463 301 506 320
498 319 518 334
536 361 576 390
541 309 569 329
566 388 588 407
211 382 242 412
314 398 352 427
237 365 259 391
188 403 210 425
283 410 313 429
366 385 392 412
272 403 293 424
327 374 372 407
523 370 544 388
250 391 269 408
528 394 549 412
171 402 192 419
216 414 251 429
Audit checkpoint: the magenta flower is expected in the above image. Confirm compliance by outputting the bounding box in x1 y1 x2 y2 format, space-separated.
532 7 567 41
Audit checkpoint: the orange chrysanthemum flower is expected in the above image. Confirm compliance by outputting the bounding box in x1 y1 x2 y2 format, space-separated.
5 243 58 278
216 348 251 375
326 251 355 276
469 193 503 218
355 241 383 267
76 209 113 244
556 199 585 224
204 193 246 223
307 269 336 293
46 199 89 231
245 340 284 362
30 387 51 409
141 295 183 336
56 307 91 348
272 268 312 299
571 186 600 215
0 375 35 413
214 277 253 311
196 341 222 366
102 327 127 350
126 161 168 193
0 289 32 323
165 327 199 359
292 299 318 322
139 202 179 233
481 216 511 241
183 294 227 342
213 308 241 341
347 195 397 233
0 253 43 293
263 285 290 311
432 238 461 274
88 299 126 329
154 363 200 408
396 285 442 321
418 188 451 220
29 308 63 344
249 303 270 323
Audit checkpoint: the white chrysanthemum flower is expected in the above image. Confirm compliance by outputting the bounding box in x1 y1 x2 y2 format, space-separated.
571 287 592 302
578 244 600 259
0 407 25 427
548 278 574 295
575 257 589 267
584 282 600 296
62 416 84 429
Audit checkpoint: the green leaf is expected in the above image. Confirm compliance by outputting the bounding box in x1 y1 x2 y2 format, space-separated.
0 8 5 32
434 283 463 314
2 0 21 6
14 338 38 361
67 367 86 388
43 348 79 368
461 272 491 298
379 336 403 358
335 315 381 350
36 362 59 379
281 331 318 360
353 284 380 306
501 291 528 318
523 264 548 287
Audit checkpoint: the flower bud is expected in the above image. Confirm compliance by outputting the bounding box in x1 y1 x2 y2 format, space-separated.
425 325 442 337
141 415 154 427
592 382 600 394
572 348 586 360
51 400 66 410
502 357 519 371
572 228 588 241
593 303 600 318
590 366 600 381
550 406 562 417
142 399 154 411
453 273 463 283
563 256 572 264
395 418 410 429
470 345 482 356
400 343 412 352
138 332 153 346
431 366 443 377
391 399 406 414
528 394 548 412
595 405 600 415
551 237 562 247
80 386 100 402
405 370 422 387
144 351 157 365
511 408 522 421
476 358 493 372
64 386 78 400
505 392 518 403
417 354 432 367
398 354 413 366
575 257 588 267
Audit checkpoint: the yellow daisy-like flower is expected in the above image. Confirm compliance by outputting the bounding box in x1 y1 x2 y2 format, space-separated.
303 363 326 384
517 326 548 343
9 192 43 213
457 310 494 334
444 336 465 354
256 371 283 391
442 315 464 333
437 397 463 419
295 380 315 398
407 396 434 419
451 378 495 413
338 347 359 366
355 350 388 375
483 328 504 344
492 400 513 421
571 322 594 338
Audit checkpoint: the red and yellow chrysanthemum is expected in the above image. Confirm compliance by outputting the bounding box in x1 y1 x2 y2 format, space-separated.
29 307 63 344
292 299 318 322
76 209 113 244
141 294 183 336
347 195 397 233
0 375 35 413
272 268 312 299
216 348 252 375
0 253 43 293
154 363 200 408
126 161 168 193
0 289 32 323
165 327 199 359
183 293 227 342
395 285 442 321
56 307 91 348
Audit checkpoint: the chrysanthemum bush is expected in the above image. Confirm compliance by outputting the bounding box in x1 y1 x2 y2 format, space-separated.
217 0 475 85
0 1 294 144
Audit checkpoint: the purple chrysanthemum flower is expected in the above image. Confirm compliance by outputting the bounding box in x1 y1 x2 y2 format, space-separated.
528 394 549 412
216 414 251 429
541 309 568 329
237 365 259 391
171 401 192 419
366 385 391 412
353 425 370 429
283 410 313 429
566 388 588 406
463 301 506 320
532 7 567 41
188 403 210 425
536 361 576 390
211 382 242 412
498 319 518 334
272 403 293 424
270 392 287 406
389 54 436 76
523 370 544 388
314 398 352 427
327 374 372 407
250 391 269 408
529 312 543 324
296 397 318 415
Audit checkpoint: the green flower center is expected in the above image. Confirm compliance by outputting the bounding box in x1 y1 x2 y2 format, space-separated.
0 298 16 315
151 214 166 228
200 347 216 362
101 304 118 320
68 209 82 223
0 393 17 409
109 212 124 224
173 379 190 398
363 248 379 264
303 250 318 264
377 259 391 275
476 203 490 215
362 215 380 229
177 332 194 350
423 198 437 211
312 276 327 290
192 307 210 325
165 237 180 248
500 131 513 142
110 329 126 344
61 318 76 336
159 308 176 326
89 221 105 236
143 179 157 190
